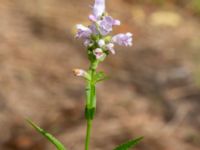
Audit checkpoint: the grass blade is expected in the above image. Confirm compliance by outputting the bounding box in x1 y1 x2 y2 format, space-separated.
114 137 143 150
27 119 66 150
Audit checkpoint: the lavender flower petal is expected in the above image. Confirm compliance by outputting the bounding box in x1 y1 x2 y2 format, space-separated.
112 32 133 46
84 39 91 47
93 0 105 18
98 16 121 35
89 23 99 35
113 19 121 26
99 16 113 35
106 43 115 54
76 24 92 39
88 14 98 22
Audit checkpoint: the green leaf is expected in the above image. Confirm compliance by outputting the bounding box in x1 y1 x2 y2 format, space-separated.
26 119 66 150
113 137 143 150
94 71 109 83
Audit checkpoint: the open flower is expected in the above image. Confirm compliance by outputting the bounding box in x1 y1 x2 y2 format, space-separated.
112 33 133 46
89 0 105 22
98 16 120 35
76 24 92 39
99 16 113 35
93 0 105 18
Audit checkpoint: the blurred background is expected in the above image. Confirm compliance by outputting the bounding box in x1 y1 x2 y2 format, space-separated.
0 0 200 150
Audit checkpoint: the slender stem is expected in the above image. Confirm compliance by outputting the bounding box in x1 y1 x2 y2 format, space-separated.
85 119 92 150
84 61 98 150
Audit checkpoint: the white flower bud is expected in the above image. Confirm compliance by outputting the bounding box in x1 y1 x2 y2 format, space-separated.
98 39 105 47
93 48 104 59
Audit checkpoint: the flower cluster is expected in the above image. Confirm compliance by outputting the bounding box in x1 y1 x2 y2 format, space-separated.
76 0 133 61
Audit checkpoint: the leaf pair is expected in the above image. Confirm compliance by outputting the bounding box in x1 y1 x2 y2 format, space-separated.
27 119 143 150
93 71 108 83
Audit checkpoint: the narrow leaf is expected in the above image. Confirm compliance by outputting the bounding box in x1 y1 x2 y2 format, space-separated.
114 137 143 150
94 71 109 83
27 119 66 150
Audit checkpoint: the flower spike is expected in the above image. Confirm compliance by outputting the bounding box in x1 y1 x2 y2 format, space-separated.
76 0 133 57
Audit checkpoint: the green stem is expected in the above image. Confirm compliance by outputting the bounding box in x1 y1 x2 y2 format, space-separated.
85 119 92 150
84 61 98 150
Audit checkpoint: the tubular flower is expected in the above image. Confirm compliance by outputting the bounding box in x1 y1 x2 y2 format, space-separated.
112 33 133 47
76 24 92 39
75 0 133 59
93 0 105 18
73 69 86 76
73 69 91 80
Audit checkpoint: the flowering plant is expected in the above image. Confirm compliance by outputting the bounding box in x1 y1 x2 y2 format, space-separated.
27 0 143 150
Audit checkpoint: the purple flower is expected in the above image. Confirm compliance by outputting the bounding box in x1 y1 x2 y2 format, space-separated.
89 14 98 22
112 33 133 46
89 23 99 35
84 39 92 47
99 16 121 35
76 24 92 39
98 16 113 35
93 0 105 18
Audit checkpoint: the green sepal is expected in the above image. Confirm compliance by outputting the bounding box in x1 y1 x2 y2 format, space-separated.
94 71 109 83
26 119 66 150
113 137 143 150
104 36 112 43
85 107 96 120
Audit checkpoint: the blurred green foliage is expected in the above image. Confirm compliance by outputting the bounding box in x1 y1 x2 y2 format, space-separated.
130 0 200 15
152 0 165 5
191 0 200 15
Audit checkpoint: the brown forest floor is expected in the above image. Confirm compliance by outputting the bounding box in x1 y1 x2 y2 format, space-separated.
0 0 200 150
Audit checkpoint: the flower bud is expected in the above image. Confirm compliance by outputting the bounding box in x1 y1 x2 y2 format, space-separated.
73 69 91 80
98 39 105 47
93 48 104 59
